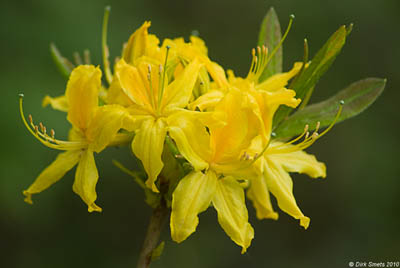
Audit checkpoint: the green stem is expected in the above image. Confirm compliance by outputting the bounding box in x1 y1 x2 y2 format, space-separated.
136 199 170 268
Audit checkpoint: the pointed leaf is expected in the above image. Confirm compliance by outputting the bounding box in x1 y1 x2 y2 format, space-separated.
273 25 348 127
274 78 386 139
258 7 282 80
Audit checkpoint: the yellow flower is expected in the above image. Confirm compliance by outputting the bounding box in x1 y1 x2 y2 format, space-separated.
190 46 302 131
114 56 204 192
245 105 342 228
108 21 225 107
185 45 332 229
169 89 258 253
20 65 135 212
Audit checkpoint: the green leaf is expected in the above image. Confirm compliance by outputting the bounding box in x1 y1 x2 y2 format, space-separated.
151 241 165 261
273 25 349 128
49 43 73 79
258 7 282 81
274 78 386 139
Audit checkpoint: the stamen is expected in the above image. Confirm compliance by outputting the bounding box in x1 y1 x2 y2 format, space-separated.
265 14 295 69
73 52 83 65
83 49 91 64
39 122 44 133
147 64 156 108
28 114 33 125
246 49 257 77
19 94 87 151
247 43 270 80
284 124 309 146
102 6 113 85
315 121 321 133
159 64 163 75
157 45 171 109
267 101 344 154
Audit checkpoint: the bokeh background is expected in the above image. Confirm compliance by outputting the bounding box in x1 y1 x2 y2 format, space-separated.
1 0 399 267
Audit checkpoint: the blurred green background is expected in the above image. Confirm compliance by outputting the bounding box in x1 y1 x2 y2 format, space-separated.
1 0 399 267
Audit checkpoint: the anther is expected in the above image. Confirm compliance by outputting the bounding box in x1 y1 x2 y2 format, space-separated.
159 64 163 74
263 45 268 55
28 114 33 125
340 100 345 105
305 131 310 139
43 126 47 136
271 132 277 137
34 125 39 135
257 46 261 54
50 129 55 139
315 121 320 132
147 64 152 73
312 132 319 139
39 122 44 133
252 48 256 57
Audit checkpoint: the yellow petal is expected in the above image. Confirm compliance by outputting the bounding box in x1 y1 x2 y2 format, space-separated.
167 111 211 170
264 158 310 229
212 176 254 254
211 89 255 164
123 21 151 65
66 65 101 131
23 150 81 204
116 59 153 111
205 61 229 88
247 170 278 220
170 171 217 243
86 105 136 153
189 89 225 111
257 62 303 91
42 95 69 112
72 149 102 212
132 118 167 192
162 59 202 112
189 36 208 56
268 142 326 178
252 89 300 140
106 77 135 107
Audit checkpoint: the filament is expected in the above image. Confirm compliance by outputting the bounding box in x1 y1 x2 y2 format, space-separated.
19 94 87 151
267 101 344 154
158 45 171 109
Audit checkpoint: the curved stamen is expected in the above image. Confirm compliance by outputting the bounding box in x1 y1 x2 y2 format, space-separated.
19 94 87 151
268 101 344 154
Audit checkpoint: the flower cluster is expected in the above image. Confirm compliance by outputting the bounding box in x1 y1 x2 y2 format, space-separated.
20 15 358 254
